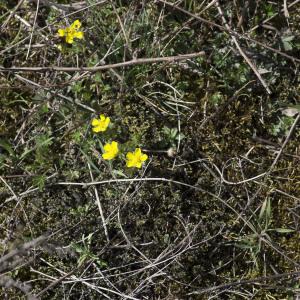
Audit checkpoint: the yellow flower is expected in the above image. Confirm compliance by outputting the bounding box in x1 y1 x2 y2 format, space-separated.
91 114 110 133
58 20 84 44
102 141 119 160
126 148 148 169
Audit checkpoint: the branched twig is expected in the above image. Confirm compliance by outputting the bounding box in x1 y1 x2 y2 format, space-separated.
0 51 205 73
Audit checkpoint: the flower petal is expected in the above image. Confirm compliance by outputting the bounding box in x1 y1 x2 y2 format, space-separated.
126 152 134 160
58 29 65 37
104 144 112 152
92 119 100 126
141 154 148 162
103 152 112 160
111 141 118 151
104 117 110 127
126 160 135 168
92 125 102 133
135 148 142 156
73 31 84 39
65 35 74 44
71 20 81 30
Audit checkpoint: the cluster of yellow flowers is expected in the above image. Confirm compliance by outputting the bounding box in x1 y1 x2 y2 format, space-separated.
58 21 148 169
91 114 148 169
58 20 84 44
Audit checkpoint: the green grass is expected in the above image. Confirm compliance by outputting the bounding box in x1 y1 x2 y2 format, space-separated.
1 0 300 299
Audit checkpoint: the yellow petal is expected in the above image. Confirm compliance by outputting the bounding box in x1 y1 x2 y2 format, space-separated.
141 154 148 161
58 28 65 37
135 148 141 156
126 160 134 168
92 119 100 126
73 31 84 39
126 152 134 160
104 117 110 127
100 114 106 121
136 162 142 168
92 126 101 133
104 144 112 152
71 20 81 30
103 152 113 160
65 35 74 44
111 141 118 151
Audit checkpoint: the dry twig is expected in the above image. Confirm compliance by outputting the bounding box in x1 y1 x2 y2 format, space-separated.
0 51 205 73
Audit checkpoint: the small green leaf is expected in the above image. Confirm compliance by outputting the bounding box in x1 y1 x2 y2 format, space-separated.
32 175 46 191
40 103 49 113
